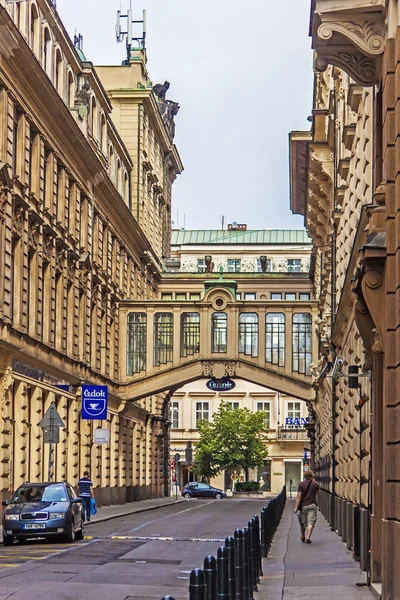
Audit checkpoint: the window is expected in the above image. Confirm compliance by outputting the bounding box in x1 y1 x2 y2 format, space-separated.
197 259 207 273
292 313 312 375
154 313 173 366
43 29 52 76
257 258 271 272
285 293 296 301
91 97 98 139
30 5 39 55
244 293 256 300
299 293 310 301
287 259 302 272
271 293 282 300
55 50 63 95
227 259 241 272
100 114 107 152
170 401 180 429
127 313 147 375
236 293 241 300
181 312 200 357
227 402 240 410
190 293 201 300
257 402 271 429
176 293 186 300
161 293 172 300
266 313 285 367
212 312 227 353
287 401 301 424
68 71 75 107
196 401 209 424
239 312 258 357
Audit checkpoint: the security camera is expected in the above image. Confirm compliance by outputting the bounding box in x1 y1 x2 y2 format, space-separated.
331 356 345 381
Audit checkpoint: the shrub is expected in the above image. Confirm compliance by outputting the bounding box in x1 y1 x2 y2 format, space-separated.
235 481 260 493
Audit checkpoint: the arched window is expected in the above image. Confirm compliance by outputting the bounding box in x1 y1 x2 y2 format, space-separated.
109 145 115 182
154 313 173 366
55 49 63 95
124 171 129 202
292 313 312 375
67 71 75 107
91 96 97 139
239 313 258 357
100 113 106 152
180 313 200 357
30 4 39 56
127 313 147 375
212 312 227 353
116 158 121 193
43 28 52 76
266 313 285 366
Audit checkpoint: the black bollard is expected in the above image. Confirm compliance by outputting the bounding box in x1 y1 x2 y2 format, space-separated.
234 529 244 600
217 546 229 600
246 522 255 599
161 597 175 600
254 515 262 578
190 568 206 600
204 555 217 600
260 507 267 558
225 536 235 600
249 519 258 592
242 527 250 600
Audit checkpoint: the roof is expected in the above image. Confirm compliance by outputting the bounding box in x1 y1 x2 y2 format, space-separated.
171 229 312 246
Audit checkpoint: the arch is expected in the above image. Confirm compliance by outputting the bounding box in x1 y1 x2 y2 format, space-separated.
116 157 121 193
123 171 129 203
30 3 40 56
109 145 115 183
100 113 107 152
43 27 52 77
67 70 75 107
91 96 98 139
55 48 63 96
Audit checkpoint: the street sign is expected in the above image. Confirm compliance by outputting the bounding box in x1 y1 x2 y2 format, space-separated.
38 403 65 481
206 377 236 391
94 428 110 444
174 453 181 463
81 385 108 420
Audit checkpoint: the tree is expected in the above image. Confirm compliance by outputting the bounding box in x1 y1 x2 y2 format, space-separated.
192 402 269 481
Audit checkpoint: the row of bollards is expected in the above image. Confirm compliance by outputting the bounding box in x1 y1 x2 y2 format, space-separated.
162 486 286 600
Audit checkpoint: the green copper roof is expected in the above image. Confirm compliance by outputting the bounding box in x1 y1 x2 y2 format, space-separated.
171 229 312 245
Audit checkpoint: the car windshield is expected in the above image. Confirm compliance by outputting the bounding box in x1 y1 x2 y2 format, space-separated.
11 484 67 503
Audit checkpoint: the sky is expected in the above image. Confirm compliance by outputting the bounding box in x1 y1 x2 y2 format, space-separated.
57 0 314 231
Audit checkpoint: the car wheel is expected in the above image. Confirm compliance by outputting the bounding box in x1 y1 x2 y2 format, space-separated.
63 519 76 543
3 534 13 546
215 493 222 500
183 493 191 499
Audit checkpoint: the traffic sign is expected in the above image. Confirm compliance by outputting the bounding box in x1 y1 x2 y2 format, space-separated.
81 385 108 420
38 403 65 481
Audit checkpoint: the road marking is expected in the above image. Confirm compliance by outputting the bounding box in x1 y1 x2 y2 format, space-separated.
129 500 216 533
177 576 190 580
83 534 225 542
0 563 20 568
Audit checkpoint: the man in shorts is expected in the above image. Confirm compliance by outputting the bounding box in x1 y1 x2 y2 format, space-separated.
294 469 319 543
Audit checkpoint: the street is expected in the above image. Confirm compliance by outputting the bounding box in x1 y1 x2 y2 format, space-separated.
0 499 266 600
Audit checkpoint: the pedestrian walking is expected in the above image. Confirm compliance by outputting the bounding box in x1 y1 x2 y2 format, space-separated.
78 471 94 522
294 469 319 543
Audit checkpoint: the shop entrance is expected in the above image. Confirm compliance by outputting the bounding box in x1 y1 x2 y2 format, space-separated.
285 461 301 498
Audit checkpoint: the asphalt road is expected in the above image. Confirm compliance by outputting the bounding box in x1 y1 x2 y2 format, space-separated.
0 498 266 600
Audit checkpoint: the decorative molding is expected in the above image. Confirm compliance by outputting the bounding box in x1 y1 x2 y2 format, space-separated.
317 20 385 56
315 50 377 87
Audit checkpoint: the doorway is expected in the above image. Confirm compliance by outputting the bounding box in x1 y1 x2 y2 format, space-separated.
285 461 301 498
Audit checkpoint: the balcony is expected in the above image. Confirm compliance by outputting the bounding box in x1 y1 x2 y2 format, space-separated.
277 426 308 441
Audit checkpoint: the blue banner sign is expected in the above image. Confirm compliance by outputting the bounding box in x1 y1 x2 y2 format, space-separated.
285 417 309 427
206 377 236 392
81 385 108 420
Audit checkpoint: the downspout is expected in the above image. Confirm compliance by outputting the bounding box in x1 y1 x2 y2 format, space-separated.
136 103 141 221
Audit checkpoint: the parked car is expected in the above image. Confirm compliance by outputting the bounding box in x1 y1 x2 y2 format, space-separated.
182 482 226 499
2 482 84 546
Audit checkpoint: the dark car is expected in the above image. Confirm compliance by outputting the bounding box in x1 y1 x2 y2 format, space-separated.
182 482 226 499
2 482 84 546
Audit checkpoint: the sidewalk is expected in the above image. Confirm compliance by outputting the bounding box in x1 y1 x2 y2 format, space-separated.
0 497 185 542
257 499 373 600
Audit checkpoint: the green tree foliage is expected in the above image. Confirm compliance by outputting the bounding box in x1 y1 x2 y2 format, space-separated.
192 402 269 481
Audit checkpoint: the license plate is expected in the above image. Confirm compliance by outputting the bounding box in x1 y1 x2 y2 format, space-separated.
23 523 46 530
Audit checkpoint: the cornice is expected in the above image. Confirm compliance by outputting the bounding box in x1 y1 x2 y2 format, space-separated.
311 2 387 86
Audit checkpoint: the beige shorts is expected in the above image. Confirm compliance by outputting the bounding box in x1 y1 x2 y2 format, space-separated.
300 503 318 526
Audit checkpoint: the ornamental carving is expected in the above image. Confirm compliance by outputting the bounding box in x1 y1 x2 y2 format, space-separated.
317 20 385 56
28 221 40 250
11 205 25 237
315 51 377 87
201 361 239 379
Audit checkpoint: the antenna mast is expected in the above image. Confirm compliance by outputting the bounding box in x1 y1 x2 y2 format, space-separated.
116 4 146 64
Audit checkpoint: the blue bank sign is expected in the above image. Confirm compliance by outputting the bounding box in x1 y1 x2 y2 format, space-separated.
206 378 236 392
81 385 108 420
285 417 309 427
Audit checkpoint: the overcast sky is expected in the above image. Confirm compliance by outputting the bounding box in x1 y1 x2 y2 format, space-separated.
57 0 313 231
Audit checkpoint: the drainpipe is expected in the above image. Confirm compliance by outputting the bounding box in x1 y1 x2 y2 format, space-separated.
136 104 141 221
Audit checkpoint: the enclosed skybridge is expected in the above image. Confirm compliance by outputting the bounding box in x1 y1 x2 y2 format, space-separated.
118 279 318 403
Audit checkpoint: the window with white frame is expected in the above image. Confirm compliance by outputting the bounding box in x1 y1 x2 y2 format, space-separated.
299 293 310 301
292 313 312 375
287 401 301 425
197 259 207 273
227 259 241 272
244 293 256 300
257 402 271 429
287 259 302 272
196 402 210 424
227 402 240 410
170 401 180 429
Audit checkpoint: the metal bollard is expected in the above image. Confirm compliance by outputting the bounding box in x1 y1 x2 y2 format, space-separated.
190 568 206 600
217 546 229 600
247 521 255 597
204 555 217 600
254 515 262 578
260 507 267 558
234 529 244 600
225 536 235 600
249 519 258 591
161 597 175 600
242 527 250 600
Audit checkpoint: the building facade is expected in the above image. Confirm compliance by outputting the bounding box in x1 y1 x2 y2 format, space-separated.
290 1 400 598
0 0 181 505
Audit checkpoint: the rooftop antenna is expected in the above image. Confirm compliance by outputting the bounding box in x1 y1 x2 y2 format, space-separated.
221 215 226 230
116 3 147 65
74 33 83 51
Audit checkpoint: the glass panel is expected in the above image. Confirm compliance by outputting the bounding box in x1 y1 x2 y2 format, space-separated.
212 312 227 353
127 313 146 375
154 313 173 366
299 293 310 300
287 259 302 272
196 401 209 424
197 259 207 273
292 313 312 375
256 401 271 429
239 312 258 357
266 313 285 367
244 293 256 300
170 401 180 429
271 293 282 300
181 312 200 357
227 259 241 272
285 293 296 301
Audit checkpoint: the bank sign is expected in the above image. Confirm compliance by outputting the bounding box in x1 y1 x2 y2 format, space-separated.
81 385 108 420
206 377 236 392
285 417 309 427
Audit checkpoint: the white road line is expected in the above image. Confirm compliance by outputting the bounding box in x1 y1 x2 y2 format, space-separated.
129 500 216 533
